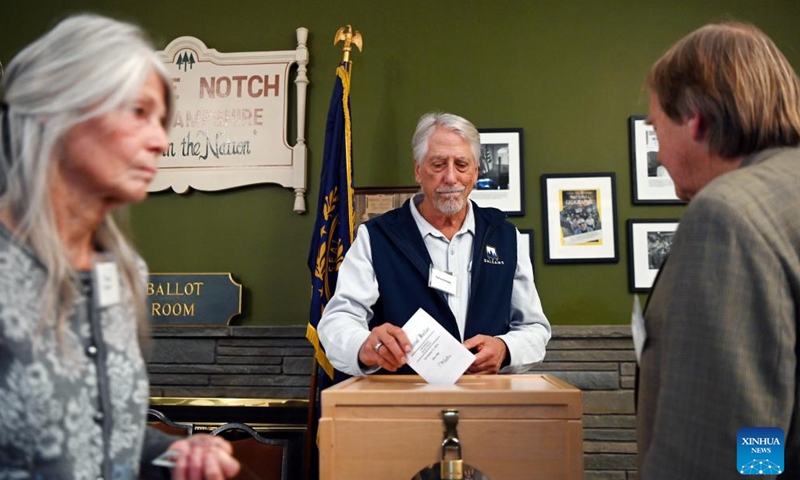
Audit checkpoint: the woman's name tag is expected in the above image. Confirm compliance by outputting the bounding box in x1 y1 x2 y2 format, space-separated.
94 261 121 308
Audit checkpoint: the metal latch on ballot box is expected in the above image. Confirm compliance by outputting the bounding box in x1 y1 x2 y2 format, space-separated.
440 409 463 479
411 409 491 480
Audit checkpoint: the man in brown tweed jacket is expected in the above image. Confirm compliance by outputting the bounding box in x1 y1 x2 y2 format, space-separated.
637 22 800 479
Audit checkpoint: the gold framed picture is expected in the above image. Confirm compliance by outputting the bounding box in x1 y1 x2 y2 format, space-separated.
353 186 419 230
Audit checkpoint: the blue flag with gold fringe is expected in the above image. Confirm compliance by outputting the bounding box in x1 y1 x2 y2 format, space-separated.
306 65 355 380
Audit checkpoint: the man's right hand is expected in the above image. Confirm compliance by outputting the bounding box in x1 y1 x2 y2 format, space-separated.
358 324 412 372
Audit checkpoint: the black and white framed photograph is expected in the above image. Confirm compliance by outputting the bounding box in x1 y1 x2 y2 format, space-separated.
541 173 619 264
469 128 524 216
629 115 685 204
627 219 679 292
518 228 535 276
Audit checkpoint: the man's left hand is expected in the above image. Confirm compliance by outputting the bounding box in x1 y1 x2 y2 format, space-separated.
463 335 507 374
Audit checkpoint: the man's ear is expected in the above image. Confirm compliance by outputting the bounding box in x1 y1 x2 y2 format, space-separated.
688 113 706 143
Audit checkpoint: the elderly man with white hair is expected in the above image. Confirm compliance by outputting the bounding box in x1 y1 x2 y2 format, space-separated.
319 112 551 378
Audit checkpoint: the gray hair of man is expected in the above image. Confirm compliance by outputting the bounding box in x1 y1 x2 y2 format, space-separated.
0 14 173 338
411 112 481 166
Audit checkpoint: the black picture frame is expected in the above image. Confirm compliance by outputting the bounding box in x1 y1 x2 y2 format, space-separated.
627 219 679 292
469 128 524 216
629 115 686 205
541 172 619 264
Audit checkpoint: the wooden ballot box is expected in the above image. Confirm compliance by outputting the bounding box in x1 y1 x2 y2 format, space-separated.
319 374 583 480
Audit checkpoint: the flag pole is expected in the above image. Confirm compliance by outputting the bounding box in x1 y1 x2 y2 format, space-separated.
303 25 362 480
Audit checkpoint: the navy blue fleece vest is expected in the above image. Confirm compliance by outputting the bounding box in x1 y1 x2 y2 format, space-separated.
365 200 517 374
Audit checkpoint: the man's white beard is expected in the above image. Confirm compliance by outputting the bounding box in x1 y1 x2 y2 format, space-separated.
435 190 466 216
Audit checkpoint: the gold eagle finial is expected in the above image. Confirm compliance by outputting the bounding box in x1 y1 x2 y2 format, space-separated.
334 25 363 66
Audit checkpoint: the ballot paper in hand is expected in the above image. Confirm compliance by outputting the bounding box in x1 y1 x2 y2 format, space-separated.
403 308 476 385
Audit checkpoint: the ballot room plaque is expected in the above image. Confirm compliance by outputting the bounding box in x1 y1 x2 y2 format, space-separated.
147 273 242 325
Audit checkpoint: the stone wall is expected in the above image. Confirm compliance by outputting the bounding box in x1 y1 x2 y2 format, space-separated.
148 326 314 398
531 326 637 480
147 325 637 479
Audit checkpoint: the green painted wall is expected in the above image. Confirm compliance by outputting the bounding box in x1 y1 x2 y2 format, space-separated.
3 1 799 326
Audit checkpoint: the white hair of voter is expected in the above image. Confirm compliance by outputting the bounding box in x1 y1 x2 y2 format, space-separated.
0 13 171 338
411 112 481 166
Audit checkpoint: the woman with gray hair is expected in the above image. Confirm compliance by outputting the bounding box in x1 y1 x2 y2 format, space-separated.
0 14 239 480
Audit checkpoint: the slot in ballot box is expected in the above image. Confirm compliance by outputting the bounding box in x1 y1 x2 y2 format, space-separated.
319 374 583 480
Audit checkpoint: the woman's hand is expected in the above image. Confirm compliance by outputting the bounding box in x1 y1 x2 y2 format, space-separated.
167 434 241 480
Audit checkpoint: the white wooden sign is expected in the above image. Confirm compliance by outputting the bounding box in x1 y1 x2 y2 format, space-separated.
151 30 309 213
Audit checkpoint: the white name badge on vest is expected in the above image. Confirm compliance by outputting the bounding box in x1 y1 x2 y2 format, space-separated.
94 261 121 308
428 265 457 296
